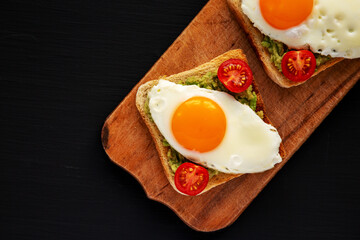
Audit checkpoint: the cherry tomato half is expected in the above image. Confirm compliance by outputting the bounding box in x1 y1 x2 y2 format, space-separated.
217 59 253 93
281 50 316 82
174 162 209 196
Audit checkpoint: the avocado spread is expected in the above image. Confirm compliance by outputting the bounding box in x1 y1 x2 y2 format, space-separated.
261 36 331 72
181 72 262 115
163 138 219 178
145 72 263 177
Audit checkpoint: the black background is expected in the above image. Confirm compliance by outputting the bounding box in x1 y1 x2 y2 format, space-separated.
1 0 360 239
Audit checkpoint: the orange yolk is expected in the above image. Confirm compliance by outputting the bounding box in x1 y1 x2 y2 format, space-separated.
260 0 313 30
171 96 226 153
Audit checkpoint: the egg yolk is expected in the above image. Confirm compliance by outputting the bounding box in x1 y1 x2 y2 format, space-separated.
171 96 226 153
260 0 313 30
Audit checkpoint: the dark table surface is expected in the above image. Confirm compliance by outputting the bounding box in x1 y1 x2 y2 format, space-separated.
1 0 360 239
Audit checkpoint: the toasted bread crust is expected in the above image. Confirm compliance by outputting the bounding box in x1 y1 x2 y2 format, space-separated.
227 0 343 88
136 49 285 195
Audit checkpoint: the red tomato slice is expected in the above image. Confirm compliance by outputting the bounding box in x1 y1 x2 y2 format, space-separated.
281 50 316 82
217 59 253 93
174 162 209 196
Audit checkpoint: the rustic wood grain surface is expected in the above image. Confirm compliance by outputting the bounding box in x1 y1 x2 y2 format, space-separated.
101 0 360 231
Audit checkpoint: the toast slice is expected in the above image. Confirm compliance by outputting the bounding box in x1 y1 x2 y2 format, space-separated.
227 0 343 88
136 49 285 195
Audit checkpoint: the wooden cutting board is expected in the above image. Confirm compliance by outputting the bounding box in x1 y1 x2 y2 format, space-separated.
101 0 360 232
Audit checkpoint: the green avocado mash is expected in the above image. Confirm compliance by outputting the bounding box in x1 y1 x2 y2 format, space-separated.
145 72 263 177
261 36 331 72
181 72 261 114
163 139 219 178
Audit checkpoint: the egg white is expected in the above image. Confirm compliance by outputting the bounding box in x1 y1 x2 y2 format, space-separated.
242 0 360 58
148 80 282 174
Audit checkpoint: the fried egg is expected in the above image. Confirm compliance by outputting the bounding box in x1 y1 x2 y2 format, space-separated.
242 0 360 58
148 80 282 174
